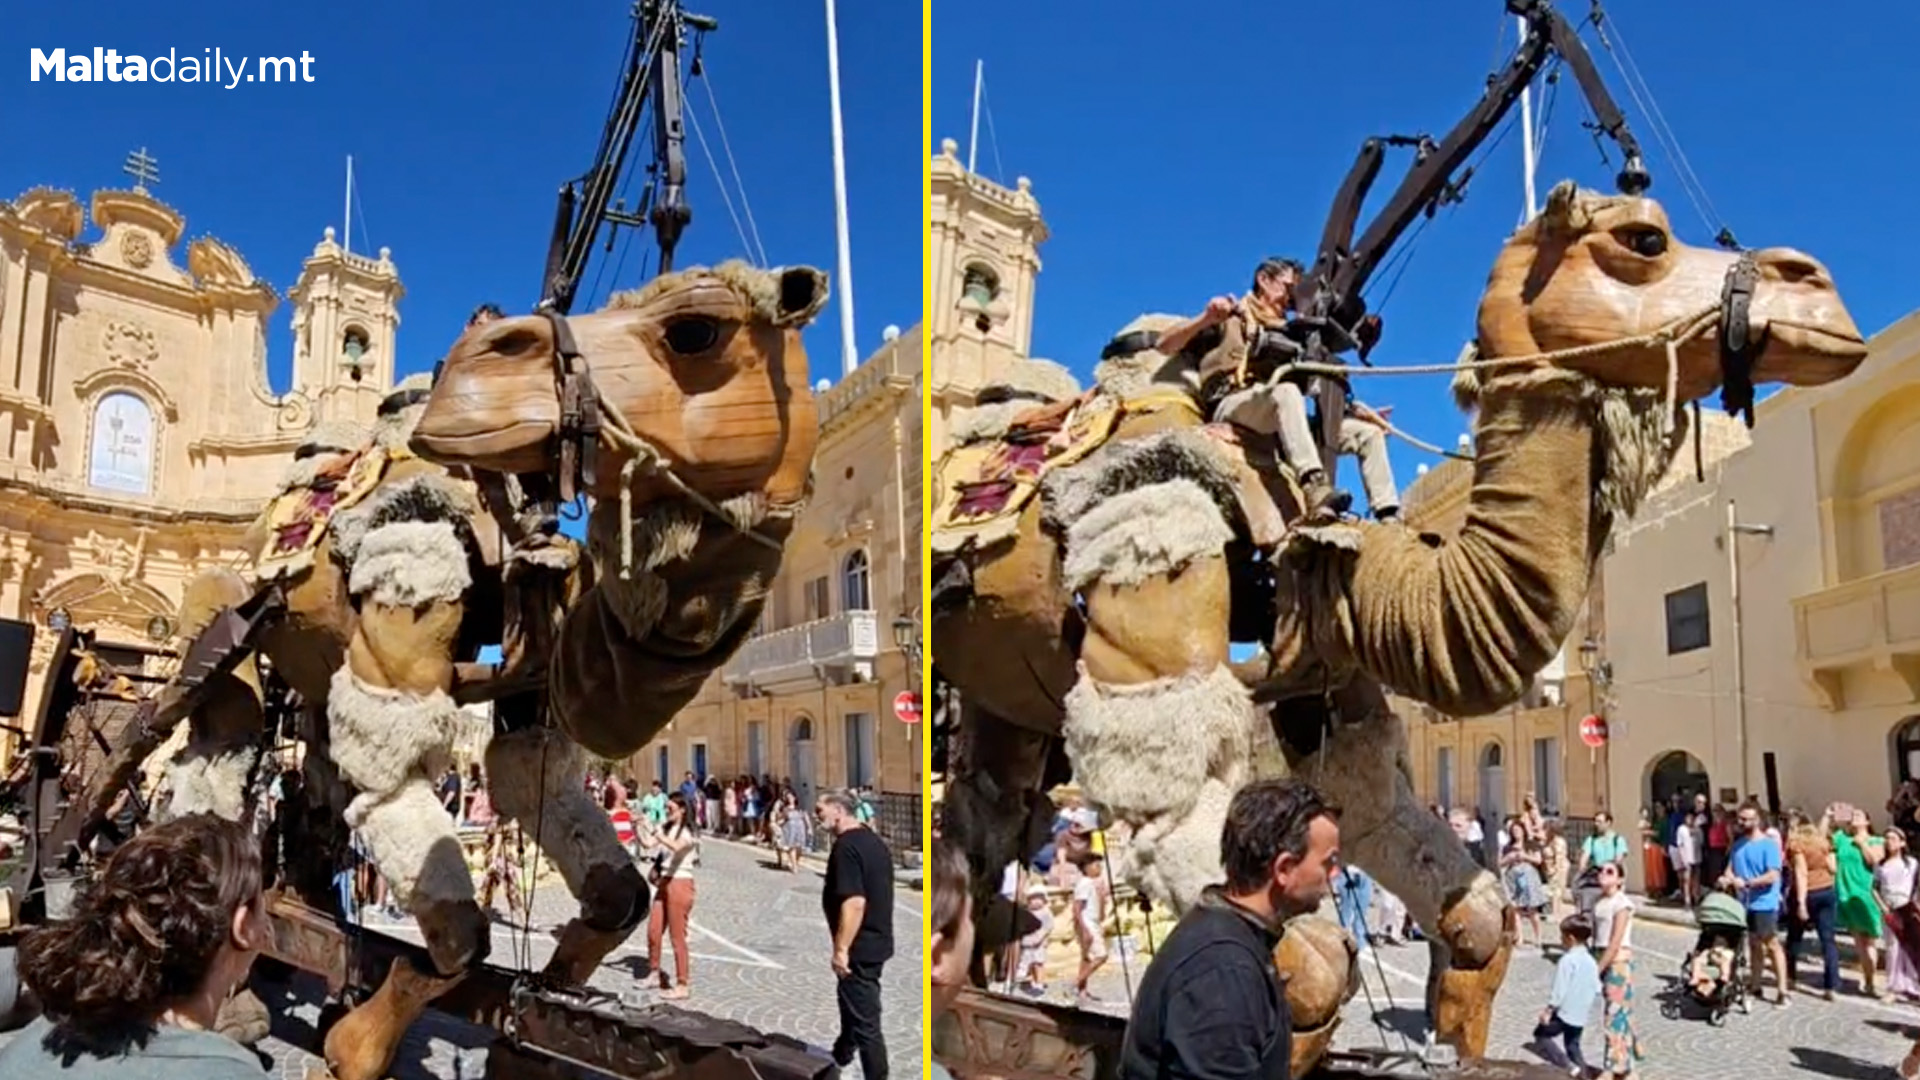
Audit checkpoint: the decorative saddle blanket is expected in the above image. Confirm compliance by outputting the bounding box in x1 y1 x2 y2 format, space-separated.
253 443 411 582
932 390 1121 553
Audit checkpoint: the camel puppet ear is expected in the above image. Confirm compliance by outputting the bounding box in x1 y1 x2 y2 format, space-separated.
771 266 831 327
1539 180 1589 236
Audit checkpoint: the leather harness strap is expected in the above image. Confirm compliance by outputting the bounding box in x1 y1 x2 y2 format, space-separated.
540 308 601 503
1716 249 1763 428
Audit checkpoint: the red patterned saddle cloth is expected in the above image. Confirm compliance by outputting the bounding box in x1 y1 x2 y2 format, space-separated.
254 444 407 578
932 391 1121 551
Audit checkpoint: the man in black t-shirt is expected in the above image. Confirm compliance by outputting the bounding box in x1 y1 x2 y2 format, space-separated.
818 789 894 1079
1119 778 1342 1080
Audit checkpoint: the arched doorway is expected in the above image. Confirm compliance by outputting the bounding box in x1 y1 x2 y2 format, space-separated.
1646 750 1710 814
1891 717 1920 786
788 716 817 810
1478 741 1506 824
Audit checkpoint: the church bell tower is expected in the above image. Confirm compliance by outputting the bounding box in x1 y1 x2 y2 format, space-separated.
287 226 403 426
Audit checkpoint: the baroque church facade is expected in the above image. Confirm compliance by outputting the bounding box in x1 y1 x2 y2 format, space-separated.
0 180 401 760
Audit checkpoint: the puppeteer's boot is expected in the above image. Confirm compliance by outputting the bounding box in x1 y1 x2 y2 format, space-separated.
1299 470 1353 522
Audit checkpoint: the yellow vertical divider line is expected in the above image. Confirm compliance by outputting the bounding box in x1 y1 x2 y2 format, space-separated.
919 0 936 1071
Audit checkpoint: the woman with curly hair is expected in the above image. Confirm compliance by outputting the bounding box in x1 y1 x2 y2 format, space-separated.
0 814 267 1078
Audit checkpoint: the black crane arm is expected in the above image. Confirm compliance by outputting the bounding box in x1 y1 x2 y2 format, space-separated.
1291 0 1647 340
540 2 714 315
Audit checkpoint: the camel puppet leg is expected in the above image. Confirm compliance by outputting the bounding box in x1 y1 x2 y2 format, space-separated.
322 518 487 1080
155 568 268 824
1057 477 1254 914
1269 677 1513 1060
941 699 1068 979
485 725 650 984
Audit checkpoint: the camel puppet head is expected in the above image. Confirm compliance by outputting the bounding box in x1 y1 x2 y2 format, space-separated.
410 261 830 511
1476 180 1865 404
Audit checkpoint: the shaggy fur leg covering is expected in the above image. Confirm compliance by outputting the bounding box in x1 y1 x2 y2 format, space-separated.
326 667 459 797
1063 664 1251 914
485 728 633 903
345 779 475 907
159 744 259 823
348 520 472 608
1062 479 1235 593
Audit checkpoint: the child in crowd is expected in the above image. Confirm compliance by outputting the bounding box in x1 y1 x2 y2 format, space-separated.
1017 885 1053 996
1534 914 1600 1077
1072 855 1110 1005
1687 934 1739 1000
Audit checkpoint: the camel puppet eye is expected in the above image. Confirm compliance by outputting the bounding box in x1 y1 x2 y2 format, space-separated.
662 316 721 355
486 328 542 357
1615 226 1669 258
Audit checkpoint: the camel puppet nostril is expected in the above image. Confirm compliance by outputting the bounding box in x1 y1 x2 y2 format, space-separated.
1757 249 1831 288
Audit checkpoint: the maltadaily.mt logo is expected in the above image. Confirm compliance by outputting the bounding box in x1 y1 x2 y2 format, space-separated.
29 48 315 84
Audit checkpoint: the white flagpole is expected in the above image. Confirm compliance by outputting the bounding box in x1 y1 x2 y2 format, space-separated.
825 0 859 377
1518 15 1538 221
344 155 354 255
968 60 983 174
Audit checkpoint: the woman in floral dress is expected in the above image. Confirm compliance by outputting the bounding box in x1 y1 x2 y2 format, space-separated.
1592 862 1644 1077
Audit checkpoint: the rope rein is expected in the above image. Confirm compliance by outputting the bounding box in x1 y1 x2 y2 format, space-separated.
1282 301 1722 460
592 392 787 577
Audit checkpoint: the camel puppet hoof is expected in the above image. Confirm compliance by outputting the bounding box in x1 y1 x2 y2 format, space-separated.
415 898 492 977
324 956 465 1080
541 861 648 987
1273 915 1358 1078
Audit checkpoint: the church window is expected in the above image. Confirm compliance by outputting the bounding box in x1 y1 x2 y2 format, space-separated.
87 391 156 496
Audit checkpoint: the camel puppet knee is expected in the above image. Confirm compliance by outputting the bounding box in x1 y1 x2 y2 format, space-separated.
330 668 485 975
1431 874 1515 1059
1058 478 1253 915
487 727 647 984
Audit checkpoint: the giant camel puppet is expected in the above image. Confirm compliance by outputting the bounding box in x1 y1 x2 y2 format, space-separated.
931 182 1865 1063
79 261 829 1080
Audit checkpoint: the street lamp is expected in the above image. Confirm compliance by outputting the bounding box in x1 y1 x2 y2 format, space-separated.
1727 500 1774 800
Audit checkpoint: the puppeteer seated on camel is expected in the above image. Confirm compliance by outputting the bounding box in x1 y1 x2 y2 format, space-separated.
1149 256 1402 523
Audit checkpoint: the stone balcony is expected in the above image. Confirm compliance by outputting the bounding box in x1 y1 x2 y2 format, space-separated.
721 610 879 691
1792 561 1920 709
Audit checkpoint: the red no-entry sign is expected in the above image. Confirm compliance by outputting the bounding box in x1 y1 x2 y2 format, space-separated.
893 690 921 725
1579 714 1609 749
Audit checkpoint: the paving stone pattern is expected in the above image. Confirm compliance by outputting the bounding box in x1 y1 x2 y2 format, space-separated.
0 834 922 1080
1061 910 1920 1078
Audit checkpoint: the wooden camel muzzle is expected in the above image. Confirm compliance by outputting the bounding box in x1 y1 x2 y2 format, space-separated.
1478 181 1866 403
409 262 829 507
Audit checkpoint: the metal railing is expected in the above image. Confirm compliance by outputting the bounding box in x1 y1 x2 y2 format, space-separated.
720 610 879 687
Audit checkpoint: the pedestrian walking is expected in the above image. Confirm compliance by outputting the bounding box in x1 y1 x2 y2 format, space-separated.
1785 807 1839 999
777 790 810 870
1532 914 1599 1076
819 789 894 1080
645 793 701 999
1592 863 1644 1078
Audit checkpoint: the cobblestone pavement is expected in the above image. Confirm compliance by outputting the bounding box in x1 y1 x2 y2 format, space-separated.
0 835 921 1079
1047 911 1920 1078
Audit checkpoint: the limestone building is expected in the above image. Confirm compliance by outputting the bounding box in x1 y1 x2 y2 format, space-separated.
1598 315 1920 875
624 325 924 808
0 177 402 760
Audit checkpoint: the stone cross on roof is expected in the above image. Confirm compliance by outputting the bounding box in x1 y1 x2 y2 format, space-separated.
122 148 161 193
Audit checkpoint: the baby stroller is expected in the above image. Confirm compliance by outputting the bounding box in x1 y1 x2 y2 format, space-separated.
1663 890 1748 1024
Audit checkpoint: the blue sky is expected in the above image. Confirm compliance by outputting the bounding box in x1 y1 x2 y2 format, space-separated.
933 0 1920 479
5 0 921 392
